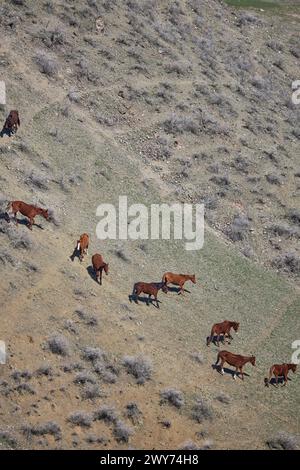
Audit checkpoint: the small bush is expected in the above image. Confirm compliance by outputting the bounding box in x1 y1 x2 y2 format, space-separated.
22 421 61 439
75 309 98 326
94 405 118 424
122 355 152 384
81 384 101 400
47 334 70 356
68 411 93 427
227 215 251 242
15 383 35 395
126 402 142 425
210 175 230 187
94 363 118 384
11 370 32 382
113 420 133 443
215 393 230 405
180 440 199 450
272 252 300 275
38 27 65 48
191 397 214 423
288 209 300 226
36 364 53 377
82 347 106 363
268 224 299 239
47 208 60 227
160 388 184 408
266 174 282 185
0 430 17 448
26 171 49 191
74 371 97 385
164 114 199 135
190 352 204 364
35 51 59 76
267 432 299 450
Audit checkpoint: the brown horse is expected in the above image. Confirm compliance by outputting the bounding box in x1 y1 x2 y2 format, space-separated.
1 110 20 136
265 363 297 387
162 272 196 294
207 321 239 346
6 200 49 230
215 350 256 380
71 233 89 262
131 282 168 308
92 253 109 285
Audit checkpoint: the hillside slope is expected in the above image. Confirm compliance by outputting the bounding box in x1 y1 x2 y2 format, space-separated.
0 0 299 450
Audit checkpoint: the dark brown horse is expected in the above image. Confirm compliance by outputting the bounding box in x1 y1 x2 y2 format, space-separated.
215 350 256 380
162 272 196 294
131 282 168 308
207 321 239 346
265 363 297 387
1 110 20 136
6 200 49 230
71 233 89 262
92 253 109 285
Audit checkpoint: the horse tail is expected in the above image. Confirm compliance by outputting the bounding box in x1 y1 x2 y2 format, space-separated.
132 283 137 296
207 326 215 346
5 201 12 213
268 366 274 385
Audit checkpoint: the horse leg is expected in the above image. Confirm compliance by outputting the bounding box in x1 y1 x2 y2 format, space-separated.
135 288 140 304
147 294 151 306
13 211 18 226
283 373 288 387
28 217 34 230
217 335 221 347
239 367 244 381
155 293 159 308
99 267 103 285
178 282 184 295
220 359 225 375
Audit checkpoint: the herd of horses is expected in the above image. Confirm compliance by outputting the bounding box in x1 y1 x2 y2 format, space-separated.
1 110 297 388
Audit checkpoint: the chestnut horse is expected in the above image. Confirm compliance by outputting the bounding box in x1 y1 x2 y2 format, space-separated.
6 200 49 230
215 350 256 380
131 282 168 308
92 253 109 285
162 272 196 294
207 321 239 346
71 233 89 262
265 363 297 387
1 110 20 137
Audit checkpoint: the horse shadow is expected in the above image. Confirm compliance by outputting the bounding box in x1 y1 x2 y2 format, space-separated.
0 128 13 138
70 247 79 262
86 265 98 284
167 286 191 294
128 294 162 308
0 212 43 229
264 376 291 387
0 212 10 223
212 364 250 379
206 335 232 347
